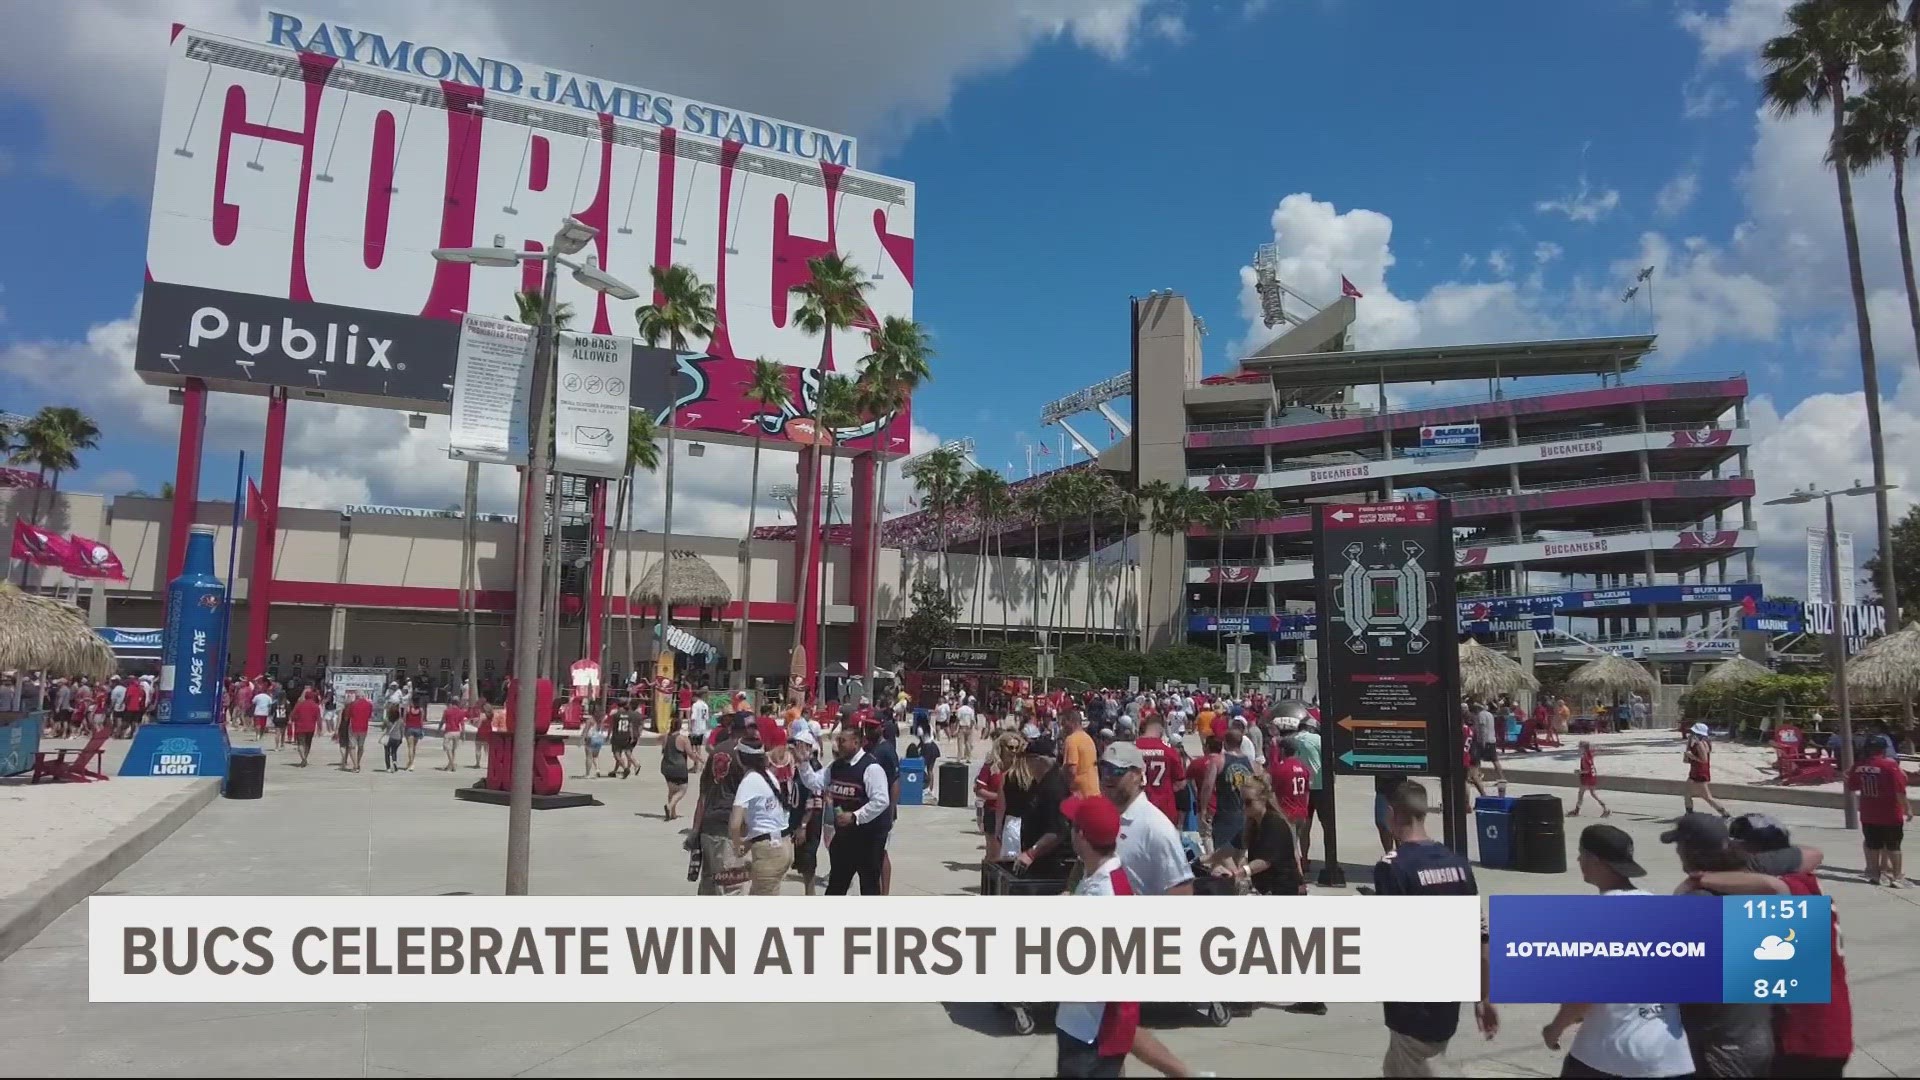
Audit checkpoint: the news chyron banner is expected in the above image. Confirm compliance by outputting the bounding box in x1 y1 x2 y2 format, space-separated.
1489 895 1832 1005
90 896 1480 1003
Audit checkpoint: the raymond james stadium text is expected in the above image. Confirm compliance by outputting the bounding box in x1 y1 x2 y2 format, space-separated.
1504 940 1708 959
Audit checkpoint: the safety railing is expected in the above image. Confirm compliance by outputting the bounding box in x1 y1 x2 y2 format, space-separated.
1186 421 1745 476
1189 522 1750 568
1185 371 1745 434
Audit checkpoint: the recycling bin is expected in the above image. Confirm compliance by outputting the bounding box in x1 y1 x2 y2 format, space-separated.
1474 795 1515 869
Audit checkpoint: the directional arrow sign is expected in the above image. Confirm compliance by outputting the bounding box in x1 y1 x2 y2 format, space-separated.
1340 751 1428 768
1330 508 1354 523
1337 717 1427 731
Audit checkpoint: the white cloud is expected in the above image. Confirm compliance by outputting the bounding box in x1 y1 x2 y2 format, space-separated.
1679 0 1792 71
1656 172 1701 219
0 0 1184 195
1535 175 1621 224
1594 233 1778 359
1229 193 1564 360
1533 241 1563 266
1682 76 1738 119
1744 370 1920 597
77 468 141 495
1486 249 1513 277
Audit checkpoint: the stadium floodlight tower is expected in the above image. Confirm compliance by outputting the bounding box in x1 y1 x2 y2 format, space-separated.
898 437 981 472
1252 242 1322 330
1039 373 1133 460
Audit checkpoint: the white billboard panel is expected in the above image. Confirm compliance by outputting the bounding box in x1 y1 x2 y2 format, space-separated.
137 26 914 447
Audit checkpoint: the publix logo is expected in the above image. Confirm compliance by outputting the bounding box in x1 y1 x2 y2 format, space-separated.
151 737 203 776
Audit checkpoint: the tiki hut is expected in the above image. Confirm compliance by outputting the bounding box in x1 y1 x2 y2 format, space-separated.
1458 639 1539 701
0 582 116 681
1695 656 1773 688
1845 623 1920 704
629 551 732 611
1563 653 1658 703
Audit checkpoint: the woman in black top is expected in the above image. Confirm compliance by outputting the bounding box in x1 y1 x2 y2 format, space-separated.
1207 773 1304 896
1000 736 1068 875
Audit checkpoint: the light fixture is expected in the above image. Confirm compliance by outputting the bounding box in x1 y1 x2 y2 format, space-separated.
408 413 427 429
688 443 707 458
168 389 185 405
569 255 639 300
431 234 519 267
553 216 598 256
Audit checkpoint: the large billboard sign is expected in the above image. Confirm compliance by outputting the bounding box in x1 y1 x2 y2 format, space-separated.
135 23 914 451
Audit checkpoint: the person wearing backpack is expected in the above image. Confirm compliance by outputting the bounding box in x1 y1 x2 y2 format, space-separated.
692 714 752 895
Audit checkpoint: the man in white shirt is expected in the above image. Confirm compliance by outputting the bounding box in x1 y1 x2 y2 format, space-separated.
1098 742 1194 895
1542 825 1692 1079
250 687 274 742
1472 700 1506 792
688 695 711 740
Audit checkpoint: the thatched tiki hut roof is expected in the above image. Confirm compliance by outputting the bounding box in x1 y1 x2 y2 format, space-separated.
629 551 732 610
0 582 116 680
1564 653 1658 702
1846 623 1920 704
1695 656 1773 688
1458 639 1539 701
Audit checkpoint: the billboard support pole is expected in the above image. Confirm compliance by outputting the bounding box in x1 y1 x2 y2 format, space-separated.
165 378 208 589
243 388 287 676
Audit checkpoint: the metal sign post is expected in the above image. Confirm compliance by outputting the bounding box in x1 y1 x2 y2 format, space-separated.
1313 501 1466 879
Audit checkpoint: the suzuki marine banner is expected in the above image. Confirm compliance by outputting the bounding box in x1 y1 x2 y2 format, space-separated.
136 24 914 450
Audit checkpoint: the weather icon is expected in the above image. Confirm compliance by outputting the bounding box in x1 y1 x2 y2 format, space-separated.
1753 930 1796 961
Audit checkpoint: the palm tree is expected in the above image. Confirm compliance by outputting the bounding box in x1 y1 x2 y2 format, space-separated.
1231 491 1280 613
811 372 860 682
11 406 100 585
977 473 1015 643
1080 473 1117 635
736 358 793 690
1017 483 1049 657
961 468 1007 641
614 412 661 691
634 264 720 668
1136 480 1175 650
1842 56 1920 383
1764 0 1908 636
787 254 872 694
1038 471 1079 641
855 316 933 670
1201 496 1236 656
904 446 967 593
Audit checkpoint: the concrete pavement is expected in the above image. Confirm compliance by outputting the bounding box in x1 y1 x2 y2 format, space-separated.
0 732 1914 1076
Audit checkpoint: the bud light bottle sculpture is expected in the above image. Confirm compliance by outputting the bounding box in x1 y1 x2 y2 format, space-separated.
158 524 226 724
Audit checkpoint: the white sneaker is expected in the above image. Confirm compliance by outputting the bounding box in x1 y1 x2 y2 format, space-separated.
1890 878 1911 889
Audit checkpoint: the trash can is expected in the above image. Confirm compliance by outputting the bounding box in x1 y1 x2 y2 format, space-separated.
898 758 928 806
225 747 266 800
1511 793 1567 874
1474 795 1515 869
938 760 970 807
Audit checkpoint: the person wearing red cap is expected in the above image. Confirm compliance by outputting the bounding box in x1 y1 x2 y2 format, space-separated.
1055 794 1193 1079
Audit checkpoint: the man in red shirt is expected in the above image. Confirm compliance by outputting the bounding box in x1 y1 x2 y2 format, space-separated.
343 691 374 772
1270 737 1313 860
440 699 467 772
1133 714 1187 822
1847 735 1911 886
289 689 321 767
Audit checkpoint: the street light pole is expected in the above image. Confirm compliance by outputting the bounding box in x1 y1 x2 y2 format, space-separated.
1765 480 1897 832
434 223 637 895
506 249 561 894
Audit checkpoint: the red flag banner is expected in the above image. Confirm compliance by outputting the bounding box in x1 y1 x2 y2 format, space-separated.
1341 275 1364 299
63 533 127 580
11 520 73 567
0 468 45 489
246 478 264 521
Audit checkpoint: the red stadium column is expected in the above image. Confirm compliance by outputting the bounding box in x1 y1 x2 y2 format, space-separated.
165 378 208 586
243 389 287 676
849 452 877 679
586 479 609 672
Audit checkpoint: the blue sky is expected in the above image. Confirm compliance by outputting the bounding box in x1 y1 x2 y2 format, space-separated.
0 0 1914 590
